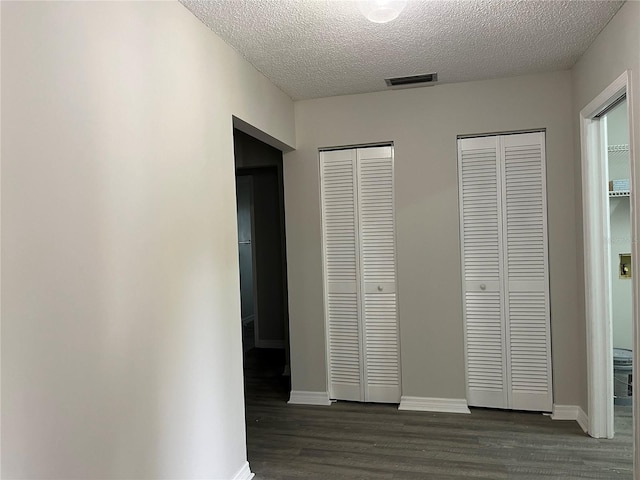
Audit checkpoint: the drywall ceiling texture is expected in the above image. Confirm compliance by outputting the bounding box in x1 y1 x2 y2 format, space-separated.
181 0 622 100
1 1 294 479
571 0 640 417
285 70 580 406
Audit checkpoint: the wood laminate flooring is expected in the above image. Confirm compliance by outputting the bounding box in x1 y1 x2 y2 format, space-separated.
244 349 633 479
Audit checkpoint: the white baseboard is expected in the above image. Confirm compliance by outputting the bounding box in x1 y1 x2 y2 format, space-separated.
577 407 589 433
288 390 332 406
231 461 254 480
551 404 589 433
398 396 471 414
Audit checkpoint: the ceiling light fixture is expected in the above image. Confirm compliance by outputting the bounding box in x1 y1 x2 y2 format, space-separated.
358 0 407 24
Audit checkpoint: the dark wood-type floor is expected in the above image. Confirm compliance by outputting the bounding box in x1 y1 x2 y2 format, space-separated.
244 349 633 479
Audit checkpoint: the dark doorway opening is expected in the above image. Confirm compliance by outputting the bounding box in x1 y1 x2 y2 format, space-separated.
234 129 290 403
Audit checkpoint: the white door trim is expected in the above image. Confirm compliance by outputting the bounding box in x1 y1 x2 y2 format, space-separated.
580 71 634 440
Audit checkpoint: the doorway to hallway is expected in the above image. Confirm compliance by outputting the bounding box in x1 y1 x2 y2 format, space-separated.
233 128 291 395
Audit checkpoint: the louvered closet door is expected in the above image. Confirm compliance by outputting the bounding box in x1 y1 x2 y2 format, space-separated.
458 136 508 409
501 133 552 412
320 149 362 402
357 146 401 403
459 132 552 412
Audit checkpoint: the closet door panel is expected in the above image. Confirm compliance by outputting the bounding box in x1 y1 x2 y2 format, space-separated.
502 133 552 412
458 137 508 409
357 146 401 403
321 149 361 401
465 290 506 407
508 291 550 410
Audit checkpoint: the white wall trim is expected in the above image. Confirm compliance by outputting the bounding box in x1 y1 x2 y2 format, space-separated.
231 461 255 480
288 390 332 406
580 71 631 439
398 396 471 414
551 405 589 433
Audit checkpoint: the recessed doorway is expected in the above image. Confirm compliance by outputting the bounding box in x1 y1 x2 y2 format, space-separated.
233 128 291 403
580 71 636 445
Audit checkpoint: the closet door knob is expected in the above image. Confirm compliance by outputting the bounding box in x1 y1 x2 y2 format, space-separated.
480 284 486 290
377 285 384 292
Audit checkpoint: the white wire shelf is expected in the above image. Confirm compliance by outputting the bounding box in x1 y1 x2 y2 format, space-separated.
608 144 629 152
609 190 630 197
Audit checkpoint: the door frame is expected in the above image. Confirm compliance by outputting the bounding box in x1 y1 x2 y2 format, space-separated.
580 70 635 439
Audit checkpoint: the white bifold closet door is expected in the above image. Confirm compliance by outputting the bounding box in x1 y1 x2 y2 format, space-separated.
320 145 400 404
458 132 552 412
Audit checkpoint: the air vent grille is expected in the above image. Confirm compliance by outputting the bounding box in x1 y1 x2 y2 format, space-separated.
385 73 438 88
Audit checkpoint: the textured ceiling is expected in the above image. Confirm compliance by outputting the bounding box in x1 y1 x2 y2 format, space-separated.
181 0 623 100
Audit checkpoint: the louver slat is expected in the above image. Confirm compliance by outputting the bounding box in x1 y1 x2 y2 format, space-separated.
466 292 504 390
509 292 549 391
359 154 395 284
460 147 501 282
504 145 545 280
328 292 361 386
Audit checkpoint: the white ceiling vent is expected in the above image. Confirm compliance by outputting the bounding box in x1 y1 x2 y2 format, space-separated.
385 73 438 89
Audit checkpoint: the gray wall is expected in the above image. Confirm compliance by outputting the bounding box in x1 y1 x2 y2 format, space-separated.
571 0 640 414
1 2 294 478
284 70 581 405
